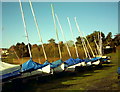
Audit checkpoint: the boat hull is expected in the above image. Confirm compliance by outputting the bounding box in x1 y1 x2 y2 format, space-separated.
65 63 81 72
92 60 100 66
51 63 64 74
21 64 50 78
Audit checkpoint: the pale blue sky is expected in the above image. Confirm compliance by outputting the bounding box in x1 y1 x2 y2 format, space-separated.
2 2 118 48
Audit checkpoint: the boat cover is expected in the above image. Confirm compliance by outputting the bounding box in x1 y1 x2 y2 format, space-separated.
83 58 91 63
0 62 21 79
21 59 38 72
64 58 76 66
50 59 63 69
74 58 84 63
90 57 101 63
101 58 108 62
21 59 49 72
90 57 101 61
35 60 50 69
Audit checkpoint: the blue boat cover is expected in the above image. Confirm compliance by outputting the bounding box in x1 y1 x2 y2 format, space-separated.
64 58 84 68
118 67 120 75
21 59 38 72
50 59 63 69
74 58 84 63
90 57 101 61
42 60 50 67
21 59 50 72
101 58 108 62
83 58 91 63
34 60 50 69
64 58 76 66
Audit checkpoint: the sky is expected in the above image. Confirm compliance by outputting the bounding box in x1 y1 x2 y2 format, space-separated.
2 2 118 48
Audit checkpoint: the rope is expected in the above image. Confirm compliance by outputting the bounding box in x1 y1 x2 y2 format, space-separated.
55 14 72 58
13 48 20 63
19 0 32 59
51 4 62 59
74 17 88 58
67 17 79 58
28 0 47 60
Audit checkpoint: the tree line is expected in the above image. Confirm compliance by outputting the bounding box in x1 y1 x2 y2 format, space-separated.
7 31 120 60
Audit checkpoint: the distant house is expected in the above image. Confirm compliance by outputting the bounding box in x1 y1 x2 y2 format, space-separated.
105 45 111 49
1 48 9 58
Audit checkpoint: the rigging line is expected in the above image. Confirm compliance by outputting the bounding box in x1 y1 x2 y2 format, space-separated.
55 14 72 58
28 0 47 60
13 48 20 63
67 17 79 58
74 17 88 58
19 0 32 59
82 32 95 57
51 4 62 59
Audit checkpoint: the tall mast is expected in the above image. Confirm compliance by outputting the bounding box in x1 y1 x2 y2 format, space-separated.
74 17 88 58
100 31 102 56
51 4 62 60
82 32 95 57
67 17 79 58
94 37 100 55
19 0 32 59
55 14 72 58
28 0 47 60
82 38 91 59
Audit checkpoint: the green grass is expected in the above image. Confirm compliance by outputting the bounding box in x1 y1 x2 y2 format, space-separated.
51 50 119 90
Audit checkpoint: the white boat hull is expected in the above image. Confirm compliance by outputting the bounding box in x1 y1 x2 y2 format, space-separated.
42 64 50 74
21 64 50 78
65 63 81 72
81 62 86 66
52 63 64 74
92 60 100 66
86 62 92 66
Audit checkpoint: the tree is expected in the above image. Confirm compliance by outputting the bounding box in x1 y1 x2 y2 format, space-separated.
66 40 74 47
114 33 120 46
48 38 55 44
105 32 112 45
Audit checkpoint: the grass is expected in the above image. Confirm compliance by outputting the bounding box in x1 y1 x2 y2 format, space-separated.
2 49 120 91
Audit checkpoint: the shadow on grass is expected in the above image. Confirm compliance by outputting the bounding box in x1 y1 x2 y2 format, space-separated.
2 64 114 92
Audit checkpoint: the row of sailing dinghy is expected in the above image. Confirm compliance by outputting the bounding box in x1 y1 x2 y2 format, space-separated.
1 55 110 80
1 0 111 81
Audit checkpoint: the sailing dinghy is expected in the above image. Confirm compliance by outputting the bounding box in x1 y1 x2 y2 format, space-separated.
0 62 21 80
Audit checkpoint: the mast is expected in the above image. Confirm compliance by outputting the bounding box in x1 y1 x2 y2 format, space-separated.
94 36 100 55
74 17 88 58
100 31 102 56
19 0 32 59
82 38 91 59
51 4 62 60
82 32 95 57
67 17 79 58
28 0 47 60
55 14 72 58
